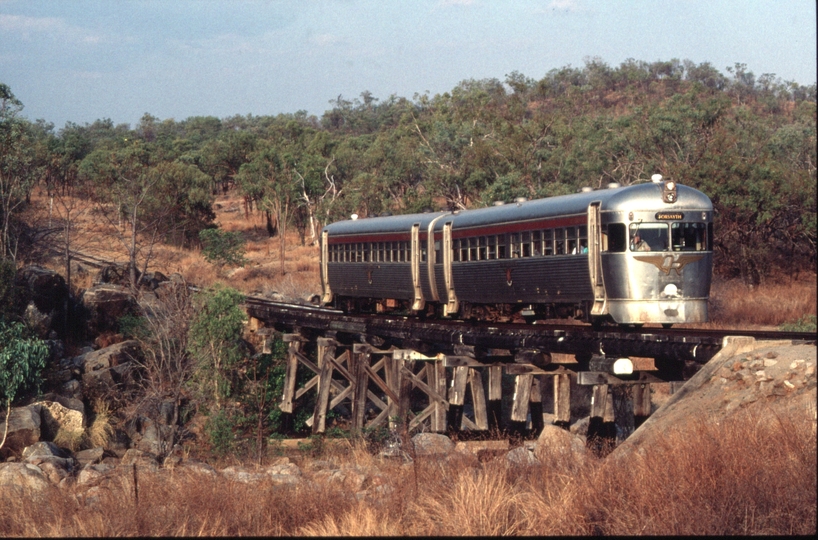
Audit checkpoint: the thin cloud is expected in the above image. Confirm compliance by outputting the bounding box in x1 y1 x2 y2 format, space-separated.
439 0 477 7
545 0 584 13
0 13 105 44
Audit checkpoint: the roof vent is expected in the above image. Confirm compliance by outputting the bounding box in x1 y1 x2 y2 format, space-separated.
350 213 359 220
651 174 663 183
493 201 506 206
580 186 593 193
515 197 527 205
607 182 621 189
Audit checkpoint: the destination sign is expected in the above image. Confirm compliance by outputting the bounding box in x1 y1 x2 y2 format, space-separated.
656 212 684 220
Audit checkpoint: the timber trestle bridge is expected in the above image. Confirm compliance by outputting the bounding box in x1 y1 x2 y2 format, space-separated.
244 295 816 439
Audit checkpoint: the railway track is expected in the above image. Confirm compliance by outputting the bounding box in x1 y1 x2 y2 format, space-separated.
55 247 816 377
243 294 816 379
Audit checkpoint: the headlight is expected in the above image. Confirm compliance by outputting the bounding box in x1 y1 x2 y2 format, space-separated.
662 283 679 297
662 180 677 203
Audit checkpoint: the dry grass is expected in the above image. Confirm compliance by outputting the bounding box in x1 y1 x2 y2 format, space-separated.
709 275 817 328
2 405 814 536
21 190 322 299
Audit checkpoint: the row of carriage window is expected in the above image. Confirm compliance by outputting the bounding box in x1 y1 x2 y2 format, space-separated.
328 222 712 264
328 226 590 264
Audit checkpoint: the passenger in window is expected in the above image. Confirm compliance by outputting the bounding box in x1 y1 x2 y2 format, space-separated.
631 233 651 251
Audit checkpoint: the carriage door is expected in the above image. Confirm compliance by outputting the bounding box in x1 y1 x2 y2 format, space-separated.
442 221 458 315
410 223 425 311
320 230 333 304
588 202 607 315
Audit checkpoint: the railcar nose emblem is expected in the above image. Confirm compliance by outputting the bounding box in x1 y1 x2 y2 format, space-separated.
633 253 705 275
506 268 513 286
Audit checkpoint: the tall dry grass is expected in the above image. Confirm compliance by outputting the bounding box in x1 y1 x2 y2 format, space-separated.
709 276 817 327
3 403 814 536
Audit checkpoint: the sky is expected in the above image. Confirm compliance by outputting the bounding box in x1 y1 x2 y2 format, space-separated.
1 0 816 129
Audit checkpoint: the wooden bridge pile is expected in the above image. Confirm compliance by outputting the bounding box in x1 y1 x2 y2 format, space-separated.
261 330 658 436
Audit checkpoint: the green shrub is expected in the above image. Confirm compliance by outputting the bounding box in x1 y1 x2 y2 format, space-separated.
205 408 238 457
779 314 817 332
199 228 247 267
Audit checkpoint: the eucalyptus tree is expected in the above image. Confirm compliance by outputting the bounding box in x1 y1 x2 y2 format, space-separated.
0 84 37 260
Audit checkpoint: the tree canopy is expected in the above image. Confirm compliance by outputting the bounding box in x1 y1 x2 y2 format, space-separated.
1 58 815 283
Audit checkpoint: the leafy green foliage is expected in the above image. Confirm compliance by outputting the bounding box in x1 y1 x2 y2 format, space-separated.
0 319 49 436
199 228 247 267
118 313 150 340
204 408 237 457
2 59 816 280
0 259 20 321
187 285 247 410
779 314 817 332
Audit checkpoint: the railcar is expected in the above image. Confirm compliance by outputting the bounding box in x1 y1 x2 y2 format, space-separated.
320 176 713 326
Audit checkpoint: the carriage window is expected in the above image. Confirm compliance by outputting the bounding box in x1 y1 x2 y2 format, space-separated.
578 238 588 254
554 228 565 255
606 224 626 252
404 241 411 262
543 230 553 255
434 241 441 264
567 227 577 254
478 236 487 260
467 237 477 261
510 233 520 258
532 231 542 255
521 231 532 257
497 235 506 259
671 222 708 251
458 239 467 262
629 223 668 252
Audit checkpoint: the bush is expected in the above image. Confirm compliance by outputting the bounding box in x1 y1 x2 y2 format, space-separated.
204 408 238 457
779 314 817 332
199 228 247 267
0 319 49 449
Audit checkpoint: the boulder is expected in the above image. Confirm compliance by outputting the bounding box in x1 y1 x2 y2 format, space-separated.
0 462 52 495
75 447 105 467
31 456 74 484
82 340 141 372
23 301 55 339
505 445 541 467
95 264 132 287
409 433 454 456
81 340 142 394
121 448 160 471
0 406 41 453
22 444 75 484
124 415 173 456
21 441 66 459
222 466 268 484
139 271 168 290
81 284 136 334
14 265 68 316
534 424 588 464
36 400 86 441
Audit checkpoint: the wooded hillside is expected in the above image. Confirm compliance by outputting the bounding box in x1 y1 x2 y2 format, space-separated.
2 58 815 284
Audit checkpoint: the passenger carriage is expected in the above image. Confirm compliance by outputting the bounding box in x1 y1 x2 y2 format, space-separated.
321 176 713 326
